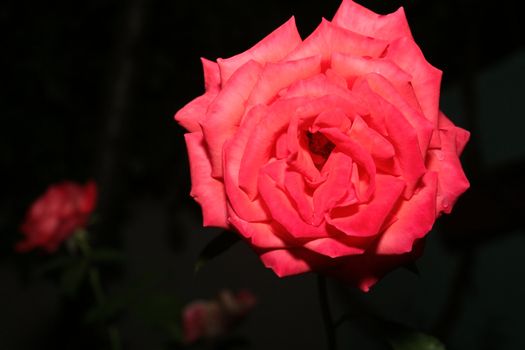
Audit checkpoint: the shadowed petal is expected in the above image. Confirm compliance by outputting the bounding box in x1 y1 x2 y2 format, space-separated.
184 132 229 228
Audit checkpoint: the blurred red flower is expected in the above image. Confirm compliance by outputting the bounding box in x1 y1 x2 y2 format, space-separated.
16 181 97 253
182 289 257 344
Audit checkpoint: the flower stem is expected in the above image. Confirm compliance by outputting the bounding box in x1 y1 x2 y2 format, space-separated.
317 275 336 350
74 230 122 350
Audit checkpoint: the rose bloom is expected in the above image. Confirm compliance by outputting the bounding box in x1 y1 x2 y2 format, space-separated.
182 290 256 344
175 0 469 291
16 181 97 253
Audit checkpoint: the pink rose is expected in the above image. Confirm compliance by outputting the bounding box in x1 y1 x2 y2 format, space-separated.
182 290 256 344
16 181 98 253
175 0 469 291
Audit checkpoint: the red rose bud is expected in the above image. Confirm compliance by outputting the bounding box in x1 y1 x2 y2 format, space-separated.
182 290 257 344
16 181 98 253
175 0 469 291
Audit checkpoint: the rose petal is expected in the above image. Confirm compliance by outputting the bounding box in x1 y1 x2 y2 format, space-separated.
304 237 364 258
228 213 289 249
259 248 328 277
311 108 352 133
321 127 376 202
436 112 470 155
294 94 369 121
282 73 355 101
286 114 324 184
201 60 263 178
218 17 302 84
258 168 328 238
286 19 388 65
385 37 442 128
427 113 470 214
327 174 405 237
347 115 395 160
332 0 412 41
354 79 426 198
185 132 229 228
364 73 434 157
247 55 322 106
175 58 220 132
284 170 315 225
376 172 438 254
223 105 271 222
313 151 353 225
238 98 308 199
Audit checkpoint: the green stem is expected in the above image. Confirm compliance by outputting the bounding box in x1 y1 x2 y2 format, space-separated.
74 230 121 350
317 275 337 350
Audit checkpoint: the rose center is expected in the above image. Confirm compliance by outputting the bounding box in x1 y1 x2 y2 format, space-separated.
306 131 335 169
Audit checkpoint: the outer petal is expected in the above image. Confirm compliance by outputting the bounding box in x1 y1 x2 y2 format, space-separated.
332 0 412 41
259 248 329 277
364 73 433 157
304 237 364 258
286 19 388 64
376 172 438 254
218 17 302 84
201 60 263 178
427 113 470 214
184 132 229 228
385 37 442 129
175 58 220 132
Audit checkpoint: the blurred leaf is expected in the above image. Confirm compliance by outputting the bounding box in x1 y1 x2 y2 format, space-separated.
60 261 88 296
384 321 445 350
90 248 125 264
195 230 240 273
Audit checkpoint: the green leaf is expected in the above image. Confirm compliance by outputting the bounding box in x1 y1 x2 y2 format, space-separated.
195 230 240 273
60 261 88 296
387 326 445 350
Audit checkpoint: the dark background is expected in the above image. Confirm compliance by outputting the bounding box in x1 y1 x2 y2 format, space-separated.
1 0 525 349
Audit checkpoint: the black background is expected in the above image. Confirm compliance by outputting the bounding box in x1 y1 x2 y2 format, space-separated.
1 0 525 349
